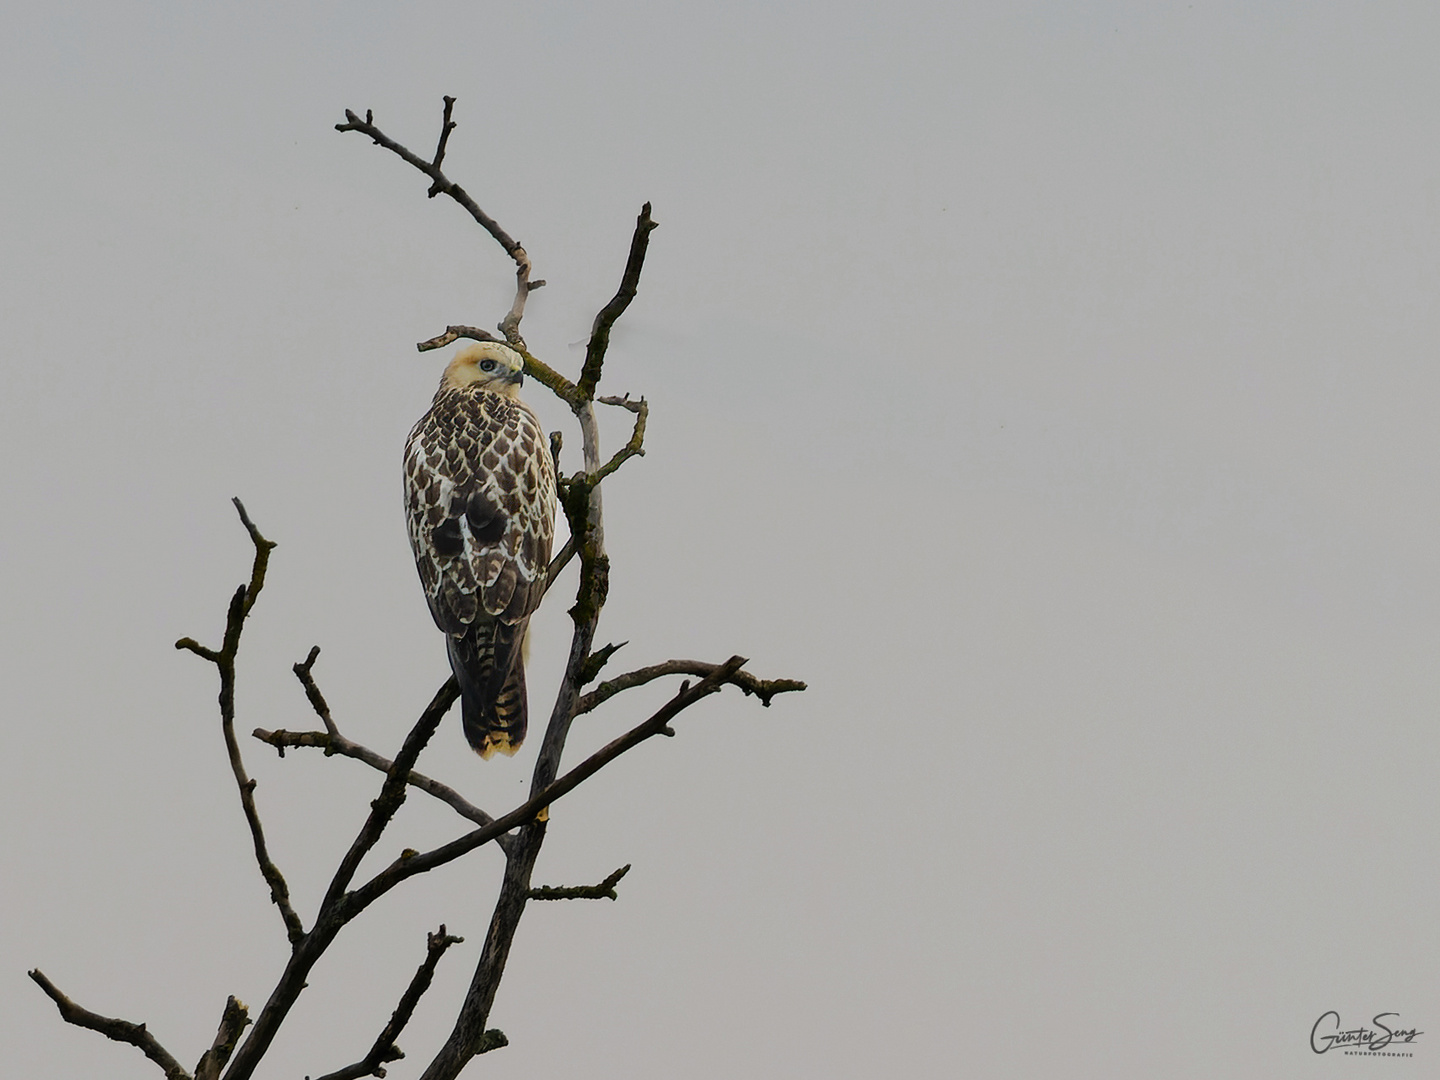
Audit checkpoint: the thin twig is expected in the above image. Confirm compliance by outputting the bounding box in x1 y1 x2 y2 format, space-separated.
541 536 576 600
538 398 643 603
427 96 458 190
577 659 807 716
579 203 658 401
529 864 630 901
548 430 563 477
233 498 274 620
417 325 501 351
589 395 648 483
310 1046 401 1080
252 723 514 857
543 401 643 604
29 970 192 1080
311 926 464 1080
497 247 535 349
293 646 339 738
175 500 305 946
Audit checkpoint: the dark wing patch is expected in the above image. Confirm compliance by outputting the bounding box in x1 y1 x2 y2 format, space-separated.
466 491 505 544
431 517 465 557
404 384 556 634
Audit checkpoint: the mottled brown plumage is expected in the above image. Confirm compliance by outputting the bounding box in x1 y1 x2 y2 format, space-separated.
404 343 556 758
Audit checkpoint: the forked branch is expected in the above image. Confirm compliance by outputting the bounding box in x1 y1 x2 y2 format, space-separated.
311 926 464 1080
174 499 304 946
292 646 339 737
578 659 807 716
252 723 512 853
590 395 648 483
317 678 461 913
257 648 514 854
342 98 656 424
335 106 522 258
220 676 462 1080
337 100 542 348
341 656 753 916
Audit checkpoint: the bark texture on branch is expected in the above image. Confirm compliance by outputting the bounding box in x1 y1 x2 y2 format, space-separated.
29 969 193 1080
529 863 631 901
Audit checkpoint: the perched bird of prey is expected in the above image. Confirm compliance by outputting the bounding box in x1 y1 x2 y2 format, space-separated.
404 342 556 758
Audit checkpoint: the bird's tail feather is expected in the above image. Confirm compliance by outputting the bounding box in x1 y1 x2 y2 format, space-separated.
447 620 528 759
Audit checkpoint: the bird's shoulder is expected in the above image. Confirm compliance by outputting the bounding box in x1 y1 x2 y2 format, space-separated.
406 388 550 496
412 386 524 438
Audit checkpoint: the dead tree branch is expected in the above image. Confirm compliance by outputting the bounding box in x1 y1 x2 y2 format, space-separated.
29 970 191 1080
590 394 648 483
542 536 577 597
335 106 521 257
516 347 581 405
336 101 541 348
428 96 458 183
256 648 514 855
318 679 460 911
529 864 631 901
579 203 657 401
252 724 512 855
578 659 807 716
292 646 339 737
221 677 460 1080
417 325 501 350
311 926 464 1080
194 997 250 1080
175 499 305 947
341 656 751 917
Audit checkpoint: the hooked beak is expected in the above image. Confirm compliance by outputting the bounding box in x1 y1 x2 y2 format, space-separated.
508 370 524 386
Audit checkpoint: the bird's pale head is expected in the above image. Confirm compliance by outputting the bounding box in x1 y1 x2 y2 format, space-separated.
441 342 526 397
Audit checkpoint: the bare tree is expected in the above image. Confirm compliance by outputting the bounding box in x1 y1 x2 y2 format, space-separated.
30 97 804 1080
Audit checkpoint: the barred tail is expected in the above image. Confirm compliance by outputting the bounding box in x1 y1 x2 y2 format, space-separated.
446 619 528 759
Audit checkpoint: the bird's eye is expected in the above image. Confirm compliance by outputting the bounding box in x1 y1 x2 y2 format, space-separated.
479 358 497 372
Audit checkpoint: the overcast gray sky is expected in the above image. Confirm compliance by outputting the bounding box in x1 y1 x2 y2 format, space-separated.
4 2 1439 1077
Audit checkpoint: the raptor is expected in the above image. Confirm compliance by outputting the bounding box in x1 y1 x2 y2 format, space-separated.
404 342 556 758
